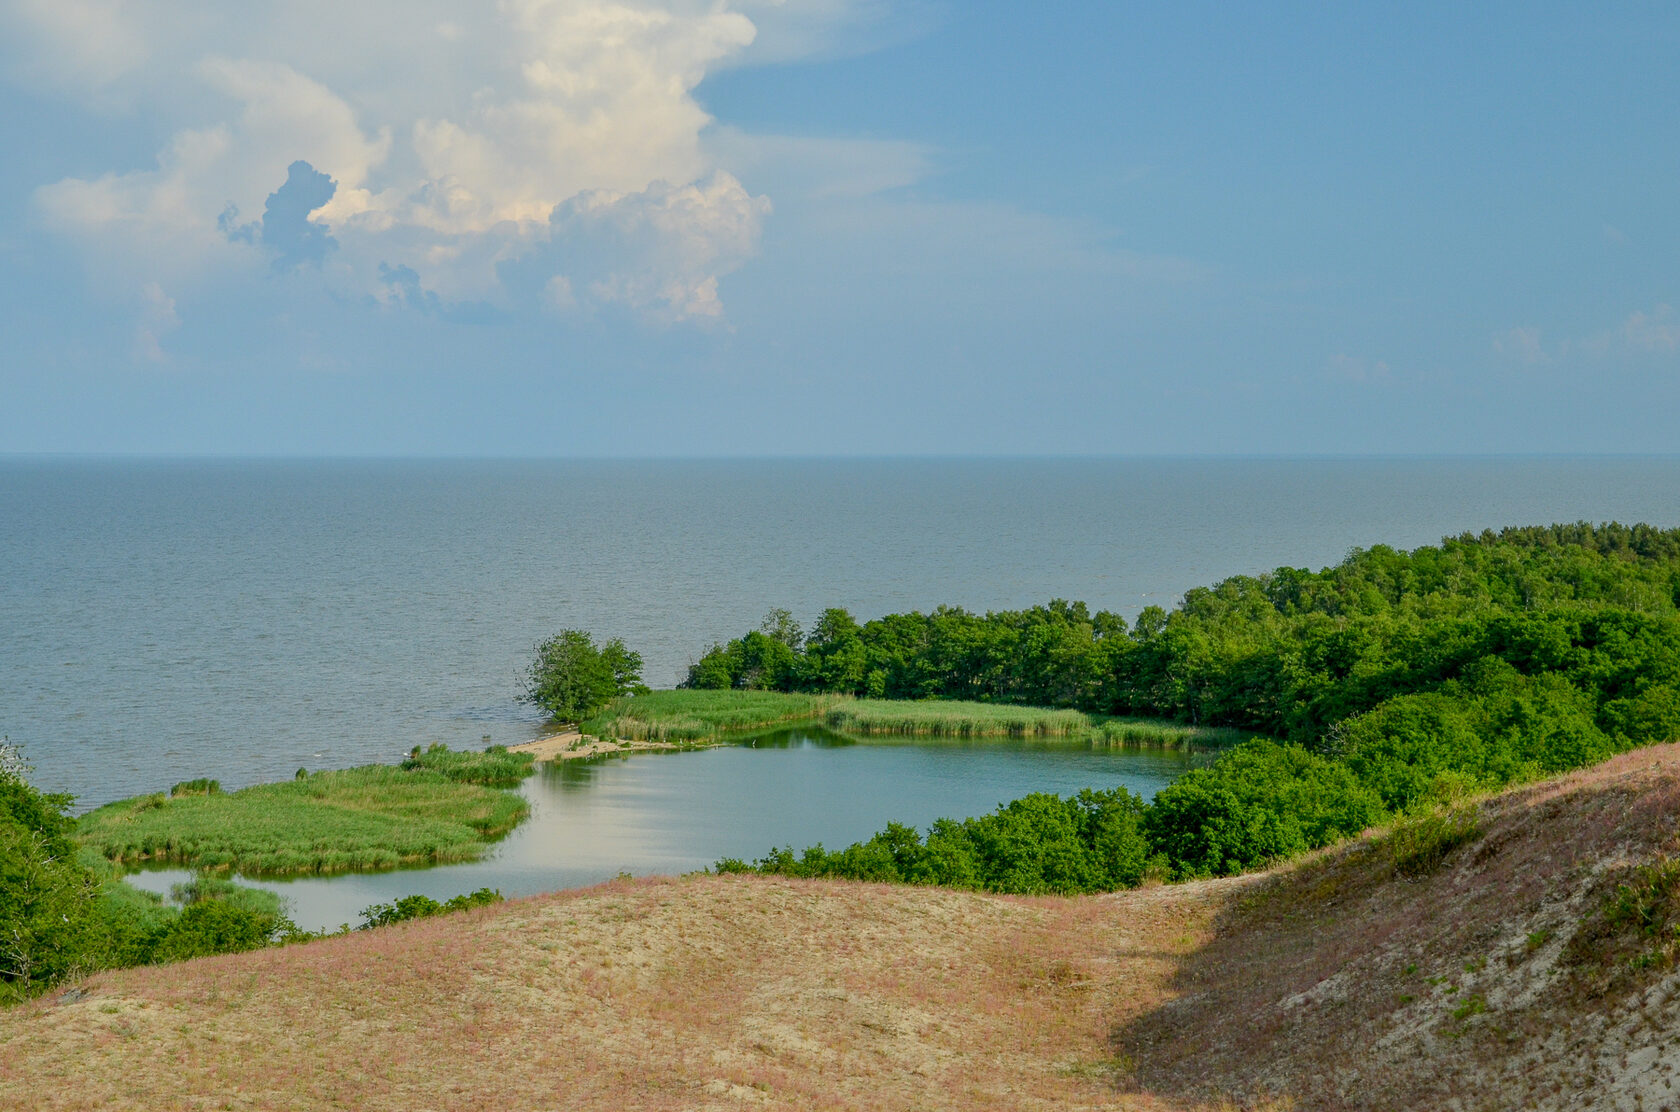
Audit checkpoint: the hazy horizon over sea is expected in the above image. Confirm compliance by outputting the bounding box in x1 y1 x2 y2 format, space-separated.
5 455 1679 809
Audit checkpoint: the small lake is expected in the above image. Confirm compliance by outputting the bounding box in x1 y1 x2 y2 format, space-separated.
123 730 1203 932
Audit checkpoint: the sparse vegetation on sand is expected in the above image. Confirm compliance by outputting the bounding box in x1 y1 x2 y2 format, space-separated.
75 754 531 877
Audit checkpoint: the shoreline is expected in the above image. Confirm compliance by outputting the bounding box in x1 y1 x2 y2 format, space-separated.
508 730 712 762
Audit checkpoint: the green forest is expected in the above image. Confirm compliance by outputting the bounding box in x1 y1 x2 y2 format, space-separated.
701 523 1680 889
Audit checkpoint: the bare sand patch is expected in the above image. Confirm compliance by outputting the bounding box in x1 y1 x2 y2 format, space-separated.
509 731 707 762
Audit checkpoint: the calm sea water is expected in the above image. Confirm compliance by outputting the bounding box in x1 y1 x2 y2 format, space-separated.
4 456 1679 809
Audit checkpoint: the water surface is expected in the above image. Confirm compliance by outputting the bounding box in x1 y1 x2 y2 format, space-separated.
6 456 1678 808
125 729 1200 933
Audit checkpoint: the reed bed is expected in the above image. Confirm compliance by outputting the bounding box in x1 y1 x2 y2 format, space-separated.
583 689 844 743
75 764 529 876
401 742 535 787
1090 717 1254 750
584 689 1250 750
823 698 1093 737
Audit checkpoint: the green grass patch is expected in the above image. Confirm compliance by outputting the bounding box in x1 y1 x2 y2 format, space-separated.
582 689 1248 751
1089 717 1252 749
401 743 535 787
75 757 530 877
824 698 1092 737
583 689 845 743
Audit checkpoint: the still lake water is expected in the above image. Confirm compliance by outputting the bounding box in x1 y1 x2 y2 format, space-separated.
125 729 1200 933
4 456 1679 921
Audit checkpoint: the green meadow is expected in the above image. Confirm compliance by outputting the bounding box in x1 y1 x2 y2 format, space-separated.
77 756 533 877
583 689 1246 749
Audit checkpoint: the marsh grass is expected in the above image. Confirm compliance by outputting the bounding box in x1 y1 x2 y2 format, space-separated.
401 743 535 787
582 689 844 743
581 689 1248 753
1090 717 1252 749
825 699 1250 748
75 763 530 876
824 698 1091 737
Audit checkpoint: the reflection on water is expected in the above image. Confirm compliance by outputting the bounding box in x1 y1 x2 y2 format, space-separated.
124 731 1206 933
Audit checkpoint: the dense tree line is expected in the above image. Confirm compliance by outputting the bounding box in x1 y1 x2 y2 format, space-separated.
703 524 1680 891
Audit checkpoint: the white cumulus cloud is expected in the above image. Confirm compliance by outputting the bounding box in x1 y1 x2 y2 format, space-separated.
10 0 797 321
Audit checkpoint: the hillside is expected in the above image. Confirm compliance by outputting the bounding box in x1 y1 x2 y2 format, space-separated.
5 746 1680 1111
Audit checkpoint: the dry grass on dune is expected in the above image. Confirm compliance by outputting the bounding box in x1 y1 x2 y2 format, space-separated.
0 874 1235 1112
1119 742 1680 1111
10 745 1680 1111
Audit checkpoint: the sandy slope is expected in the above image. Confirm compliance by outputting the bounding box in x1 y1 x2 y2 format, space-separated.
5 745 1680 1111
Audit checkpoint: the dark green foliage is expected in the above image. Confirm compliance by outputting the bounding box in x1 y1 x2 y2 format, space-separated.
91 873 295 969
3 735 303 1002
0 744 100 1002
523 630 650 722
1141 741 1385 878
359 887 503 929
731 788 1152 896
702 523 1680 893
170 778 221 797
401 743 536 788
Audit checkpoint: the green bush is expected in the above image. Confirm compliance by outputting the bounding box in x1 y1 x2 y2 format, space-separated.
0 744 101 1002
1142 741 1385 879
731 787 1151 896
359 887 503 929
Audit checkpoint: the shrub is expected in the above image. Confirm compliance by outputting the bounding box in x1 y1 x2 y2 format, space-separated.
1385 805 1482 879
360 887 503 929
1142 740 1386 879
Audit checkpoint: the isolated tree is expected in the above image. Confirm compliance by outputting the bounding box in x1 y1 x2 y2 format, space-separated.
523 631 647 722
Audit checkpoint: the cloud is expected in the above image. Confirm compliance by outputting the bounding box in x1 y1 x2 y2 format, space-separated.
1492 325 1550 366
1326 353 1390 383
133 281 179 363
18 1 783 321
1621 305 1680 355
704 127 934 198
1495 306 1679 366
255 161 338 271
504 171 770 321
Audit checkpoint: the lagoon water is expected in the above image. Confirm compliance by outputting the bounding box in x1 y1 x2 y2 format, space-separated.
125 729 1201 933
5 456 1680 921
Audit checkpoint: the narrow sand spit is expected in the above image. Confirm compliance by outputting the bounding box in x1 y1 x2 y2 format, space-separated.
508 731 702 761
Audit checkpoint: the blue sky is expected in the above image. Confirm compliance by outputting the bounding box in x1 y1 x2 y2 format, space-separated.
1 2 1676 456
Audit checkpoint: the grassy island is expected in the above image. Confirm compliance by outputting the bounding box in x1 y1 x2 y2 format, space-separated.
76 746 535 876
